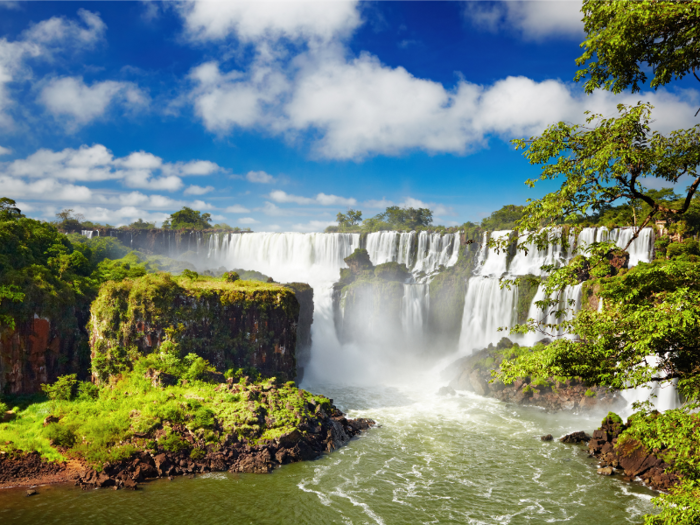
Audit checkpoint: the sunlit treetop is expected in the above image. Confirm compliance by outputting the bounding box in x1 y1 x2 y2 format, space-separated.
576 0 700 94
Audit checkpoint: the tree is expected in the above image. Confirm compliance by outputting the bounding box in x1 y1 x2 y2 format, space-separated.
576 0 700 95
165 207 212 230
336 209 363 229
511 103 700 252
481 204 525 231
376 206 433 230
0 198 23 221
127 218 156 230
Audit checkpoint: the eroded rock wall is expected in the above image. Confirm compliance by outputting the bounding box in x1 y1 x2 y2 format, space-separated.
90 274 309 383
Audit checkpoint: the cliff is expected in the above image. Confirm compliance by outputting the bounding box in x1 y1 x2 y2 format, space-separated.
90 274 307 383
0 315 89 395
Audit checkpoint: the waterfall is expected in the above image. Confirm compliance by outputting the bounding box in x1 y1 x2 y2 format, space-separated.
509 229 568 276
365 232 398 265
475 230 511 277
402 283 429 340
81 230 94 239
457 277 518 353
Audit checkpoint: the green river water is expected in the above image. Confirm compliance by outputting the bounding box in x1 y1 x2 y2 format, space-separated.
0 382 657 524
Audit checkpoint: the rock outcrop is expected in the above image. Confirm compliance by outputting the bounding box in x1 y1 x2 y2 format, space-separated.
90 274 311 383
587 413 679 492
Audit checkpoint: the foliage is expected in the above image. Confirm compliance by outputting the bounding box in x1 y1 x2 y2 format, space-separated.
609 410 700 524
0 198 23 220
376 206 433 230
575 0 700 94
510 103 700 251
0 357 334 469
336 209 363 229
499 260 700 404
42 375 79 401
224 271 240 282
481 205 526 231
126 218 156 230
163 207 212 230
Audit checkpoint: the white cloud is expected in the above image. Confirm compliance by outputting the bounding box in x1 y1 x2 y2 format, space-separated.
39 76 148 127
4 144 224 192
66 205 170 227
464 1 584 41
258 201 287 216
189 60 289 132
268 189 356 206
246 170 275 183
141 2 160 23
238 217 259 225
184 184 214 195
263 224 281 231
191 199 215 210
0 10 106 128
177 1 361 44
225 204 251 213
397 197 455 217
292 219 336 232
0 175 94 202
22 8 106 48
0 145 11 155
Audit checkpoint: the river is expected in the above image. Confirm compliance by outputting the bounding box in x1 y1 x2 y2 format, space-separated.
0 378 657 524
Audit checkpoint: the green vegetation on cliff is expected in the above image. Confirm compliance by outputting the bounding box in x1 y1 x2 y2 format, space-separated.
0 355 333 469
90 273 299 383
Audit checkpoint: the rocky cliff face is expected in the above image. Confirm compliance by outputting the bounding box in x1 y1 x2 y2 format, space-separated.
90 274 311 383
0 314 88 395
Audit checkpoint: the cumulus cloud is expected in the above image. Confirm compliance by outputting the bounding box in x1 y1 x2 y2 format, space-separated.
225 204 251 213
463 1 584 41
0 145 11 155
363 198 394 208
177 1 361 44
246 170 275 183
4 144 223 192
0 9 106 127
184 184 214 195
238 217 259 224
268 189 357 206
189 60 289 132
65 205 170 227
39 76 148 127
191 199 215 210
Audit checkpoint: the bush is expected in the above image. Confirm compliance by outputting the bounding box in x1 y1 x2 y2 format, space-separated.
190 447 206 460
584 388 596 397
42 375 78 401
0 401 8 413
78 382 100 400
44 423 77 447
192 407 215 429
160 431 190 452
224 271 240 282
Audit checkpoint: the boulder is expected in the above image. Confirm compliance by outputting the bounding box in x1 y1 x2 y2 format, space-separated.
560 431 591 444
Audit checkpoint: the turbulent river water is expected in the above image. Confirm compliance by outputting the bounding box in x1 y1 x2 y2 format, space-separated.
0 378 657 524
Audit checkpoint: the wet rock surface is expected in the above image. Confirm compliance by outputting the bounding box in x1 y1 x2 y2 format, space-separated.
587 414 679 492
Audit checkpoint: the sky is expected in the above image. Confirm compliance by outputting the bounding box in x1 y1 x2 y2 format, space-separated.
0 1 698 232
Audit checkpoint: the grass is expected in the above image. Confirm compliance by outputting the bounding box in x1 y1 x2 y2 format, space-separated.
0 354 332 470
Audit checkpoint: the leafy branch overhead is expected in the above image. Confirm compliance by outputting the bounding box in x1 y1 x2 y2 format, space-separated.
511 102 700 250
576 0 700 94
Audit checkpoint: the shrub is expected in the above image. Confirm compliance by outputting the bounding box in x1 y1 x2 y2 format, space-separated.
44 423 77 447
0 401 8 413
160 431 190 452
584 388 596 397
192 407 215 430
224 271 240 282
78 382 100 400
42 375 78 401
190 447 206 460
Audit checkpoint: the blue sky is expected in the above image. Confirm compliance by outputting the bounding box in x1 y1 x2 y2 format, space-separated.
1 1 698 231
